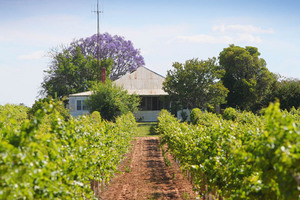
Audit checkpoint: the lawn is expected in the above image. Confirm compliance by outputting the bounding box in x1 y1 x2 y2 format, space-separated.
135 122 158 137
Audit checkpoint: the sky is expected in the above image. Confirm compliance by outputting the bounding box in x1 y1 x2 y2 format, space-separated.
0 0 299 106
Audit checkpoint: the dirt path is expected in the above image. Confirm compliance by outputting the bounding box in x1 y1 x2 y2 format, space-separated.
100 137 197 200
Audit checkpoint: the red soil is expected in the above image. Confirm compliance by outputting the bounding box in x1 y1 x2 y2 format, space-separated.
100 137 197 200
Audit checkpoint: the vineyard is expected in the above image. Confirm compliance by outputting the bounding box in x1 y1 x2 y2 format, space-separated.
157 102 300 199
0 101 136 199
1 101 300 199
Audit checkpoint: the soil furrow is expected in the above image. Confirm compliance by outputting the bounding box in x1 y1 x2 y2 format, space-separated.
100 137 196 200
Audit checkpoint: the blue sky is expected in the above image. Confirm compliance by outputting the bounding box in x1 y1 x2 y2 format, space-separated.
0 0 299 106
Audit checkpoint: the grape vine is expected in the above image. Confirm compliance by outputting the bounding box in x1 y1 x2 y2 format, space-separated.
0 101 136 199
157 103 300 199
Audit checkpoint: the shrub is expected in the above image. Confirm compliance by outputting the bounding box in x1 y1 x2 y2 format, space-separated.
190 108 202 125
223 107 238 121
87 81 140 121
90 111 102 123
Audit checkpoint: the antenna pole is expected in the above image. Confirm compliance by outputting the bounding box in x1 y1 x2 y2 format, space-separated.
93 0 105 83
97 0 99 81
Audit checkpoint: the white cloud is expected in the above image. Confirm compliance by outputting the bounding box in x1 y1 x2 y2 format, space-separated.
175 24 270 44
236 34 262 43
176 35 233 44
212 24 274 34
18 50 45 60
176 33 262 44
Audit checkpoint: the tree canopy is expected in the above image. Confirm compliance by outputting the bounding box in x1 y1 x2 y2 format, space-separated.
163 58 229 111
41 46 112 99
86 81 140 121
219 45 275 110
262 76 300 110
69 33 145 80
41 32 144 99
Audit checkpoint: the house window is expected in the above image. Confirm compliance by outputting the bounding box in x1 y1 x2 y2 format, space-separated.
139 96 168 111
77 100 88 111
140 97 146 110
83 102 88 111
77 100 82 111
146 97 152 110
152 97 158 110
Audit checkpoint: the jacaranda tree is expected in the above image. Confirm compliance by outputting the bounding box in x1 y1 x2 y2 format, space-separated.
41 33 144 98
69 33 145 80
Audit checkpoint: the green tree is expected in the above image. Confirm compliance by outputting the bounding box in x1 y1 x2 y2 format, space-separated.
41 46 112 99
86 81 140 121
163 58 229 111
219 45 275 110
262 76 300 110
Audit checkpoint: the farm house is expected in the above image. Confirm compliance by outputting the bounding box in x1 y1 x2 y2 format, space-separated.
68 67 170 121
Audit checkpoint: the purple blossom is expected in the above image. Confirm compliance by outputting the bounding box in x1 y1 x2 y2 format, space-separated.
68 33 145 80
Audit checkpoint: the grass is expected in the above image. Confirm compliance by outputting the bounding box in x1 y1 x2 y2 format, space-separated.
182 192 191 200
135 122 159 137
125 165 131 173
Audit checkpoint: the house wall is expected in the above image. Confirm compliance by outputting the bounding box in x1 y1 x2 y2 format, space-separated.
69 96 89 117
135 110 161 122
68 96 164 121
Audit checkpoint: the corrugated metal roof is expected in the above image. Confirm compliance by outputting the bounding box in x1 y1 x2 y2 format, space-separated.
69 67 168 97
114 67 168 96
69 91 93 97
125 89 168 96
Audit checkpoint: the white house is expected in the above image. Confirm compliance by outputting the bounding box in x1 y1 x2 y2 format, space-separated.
68 67 170 121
